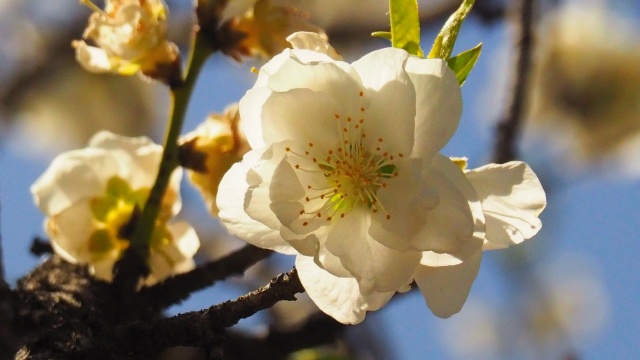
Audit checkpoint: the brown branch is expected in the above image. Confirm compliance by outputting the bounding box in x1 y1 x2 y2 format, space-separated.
211 268 304 328
0 204 13 360
0 280 18 360
77 268 304 359
224 312 345 360
29 237 54 257
492 0 536 163
135 245 273 312
12 256 124 360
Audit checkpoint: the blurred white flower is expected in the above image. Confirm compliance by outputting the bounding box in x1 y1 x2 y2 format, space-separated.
441 254 609 360
31 131 199 283
528 3 640 176
73 0 180 82
526 254 610 350
440 300 501 360
413 159 546 318
217 34 486 323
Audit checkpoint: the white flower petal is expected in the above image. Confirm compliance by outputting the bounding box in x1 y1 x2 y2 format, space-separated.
89 130 157 155
325 206 420 293
368 158 432 251
257 88 344 151
414 249 483 318
269 155 325 235
414 155 477 255
314 243 353 278
92 259 118 281
287 31 342 60
46 201 97 264
147 222 199 282
254 49 338 88
405 57 462 159
31 148 120 215
352 48 416 155
165 222 201 262
74 42 116 73
88 131 175 210
261 51 359 106
239 87 273 149
466 162 546 249
244 144 318 254
296 255 394 324
217 152 297 254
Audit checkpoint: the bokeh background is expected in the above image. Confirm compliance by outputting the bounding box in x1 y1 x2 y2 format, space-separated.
1 0 639 359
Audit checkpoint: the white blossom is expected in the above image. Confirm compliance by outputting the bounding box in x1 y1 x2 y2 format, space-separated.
31 131 199 283
216 38 482 323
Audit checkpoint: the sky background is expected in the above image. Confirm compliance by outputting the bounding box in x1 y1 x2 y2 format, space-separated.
1 1 640 359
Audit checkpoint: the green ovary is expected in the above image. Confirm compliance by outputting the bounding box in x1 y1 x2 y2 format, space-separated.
88 176 171 258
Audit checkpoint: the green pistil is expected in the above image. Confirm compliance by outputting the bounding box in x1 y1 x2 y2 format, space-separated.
88 175 170 257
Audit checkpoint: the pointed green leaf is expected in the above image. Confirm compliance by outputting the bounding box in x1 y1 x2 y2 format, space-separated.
447 42 482 85
389 0 424 56
428 0 475 60
371 31 392 41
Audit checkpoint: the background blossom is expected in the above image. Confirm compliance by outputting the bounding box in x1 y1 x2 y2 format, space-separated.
73 0 180 82
31 131 199 283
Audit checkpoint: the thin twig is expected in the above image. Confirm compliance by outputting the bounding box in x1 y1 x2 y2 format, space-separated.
492 0 536 163
135 245 273 311
29 237 54 257
210 268 304 328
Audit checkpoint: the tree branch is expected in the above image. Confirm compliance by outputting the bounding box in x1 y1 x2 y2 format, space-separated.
224 312 345 360
492 0 536 163
135 245 273 312
0 280 18 360
211 268 305 328
77 268 304 359
29 237 53 257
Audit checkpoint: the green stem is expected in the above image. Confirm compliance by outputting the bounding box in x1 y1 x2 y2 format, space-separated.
131 33 213 247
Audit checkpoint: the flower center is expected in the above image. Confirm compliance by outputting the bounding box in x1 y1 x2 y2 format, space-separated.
88 176 150 256
286 90 405 225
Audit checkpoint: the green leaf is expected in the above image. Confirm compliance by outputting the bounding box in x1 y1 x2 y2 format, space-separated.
447 42 482 85
428 0 475 60
371 31 392 41
388 0 424 56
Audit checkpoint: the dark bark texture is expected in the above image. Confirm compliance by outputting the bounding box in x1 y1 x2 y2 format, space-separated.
2 250 334 360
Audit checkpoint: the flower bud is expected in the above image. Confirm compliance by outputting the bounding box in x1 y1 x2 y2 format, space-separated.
73 0 181 85
180 104 250 215
224 0 326 60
